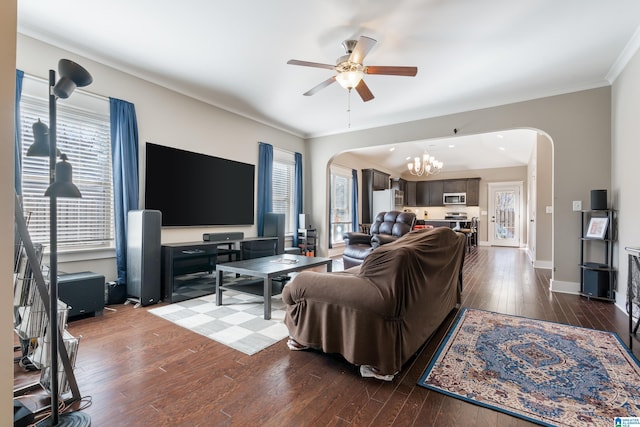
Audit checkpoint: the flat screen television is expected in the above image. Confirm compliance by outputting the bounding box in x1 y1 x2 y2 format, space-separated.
144 142 255 226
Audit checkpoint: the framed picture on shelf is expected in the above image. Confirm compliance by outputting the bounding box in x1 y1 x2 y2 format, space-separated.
586 217 609 239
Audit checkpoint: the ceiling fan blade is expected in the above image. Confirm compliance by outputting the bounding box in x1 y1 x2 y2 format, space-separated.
365 66 418 76
349 36 377 64
355 79 374 102
303 76 337 96
287 59 335 70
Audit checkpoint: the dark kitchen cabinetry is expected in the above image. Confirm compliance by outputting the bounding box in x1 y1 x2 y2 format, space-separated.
405 181 417 206
361 168 391 223
390 177 406 194
443 179 467 194
414 181 444 207
428 180 444 206
405 177 480 207
415 181 429 206
363 168 390 191
466 178 480 206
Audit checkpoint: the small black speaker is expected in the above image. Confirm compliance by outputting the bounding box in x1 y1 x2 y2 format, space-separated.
583 267 610 299
590 189 607 210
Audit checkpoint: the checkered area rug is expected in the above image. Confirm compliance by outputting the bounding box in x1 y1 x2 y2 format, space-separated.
148 282 289 355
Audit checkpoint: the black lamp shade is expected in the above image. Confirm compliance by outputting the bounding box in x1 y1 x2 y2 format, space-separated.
44 154 82 198
26 119 61 157
53 59 93 99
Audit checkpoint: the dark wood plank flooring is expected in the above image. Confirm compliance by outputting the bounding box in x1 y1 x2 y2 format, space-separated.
14 246 638 426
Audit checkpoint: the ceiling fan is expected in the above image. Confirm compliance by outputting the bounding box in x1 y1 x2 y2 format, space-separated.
287 36 418 102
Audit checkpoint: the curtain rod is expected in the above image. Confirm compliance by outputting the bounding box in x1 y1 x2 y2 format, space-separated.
257 141 298 156
23 72 109 102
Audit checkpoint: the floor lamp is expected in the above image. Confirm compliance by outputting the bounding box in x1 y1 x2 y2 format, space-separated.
27 59 92 427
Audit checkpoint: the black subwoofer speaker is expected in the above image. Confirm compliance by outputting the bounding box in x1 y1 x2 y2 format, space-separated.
58 272 105 318
590 189 607 210
583 267 611 299
241 239 277 259
127 210 161 306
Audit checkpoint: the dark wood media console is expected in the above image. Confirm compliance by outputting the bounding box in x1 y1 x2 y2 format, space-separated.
161 237 278 303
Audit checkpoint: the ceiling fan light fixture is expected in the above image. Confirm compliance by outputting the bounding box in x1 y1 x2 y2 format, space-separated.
335 69 364 90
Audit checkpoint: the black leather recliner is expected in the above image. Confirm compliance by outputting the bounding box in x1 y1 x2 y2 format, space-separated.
342 211 416 269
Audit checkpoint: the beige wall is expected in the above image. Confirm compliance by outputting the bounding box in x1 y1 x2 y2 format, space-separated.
1 2 16 423
17 35 306 281
309 88 612 293
535 134 554 266
528 134 554 268
612 46 640 311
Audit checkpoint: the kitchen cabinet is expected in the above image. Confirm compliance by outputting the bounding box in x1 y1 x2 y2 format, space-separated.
443 179 467 193
391 178 407 206
361 168 391 223
393 177 480 207
466 178 480 206
428 181 444 206
416 181 429 206
390 177 406 194
405 181 417 206
364 168 390 190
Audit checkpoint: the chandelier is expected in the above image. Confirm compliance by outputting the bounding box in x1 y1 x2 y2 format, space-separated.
407 153 443 176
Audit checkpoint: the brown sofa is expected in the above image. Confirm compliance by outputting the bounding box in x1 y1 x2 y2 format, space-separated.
282 227 466 379
342 210 416 269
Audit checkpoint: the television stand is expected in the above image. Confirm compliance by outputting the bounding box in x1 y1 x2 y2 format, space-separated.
161 237 278 303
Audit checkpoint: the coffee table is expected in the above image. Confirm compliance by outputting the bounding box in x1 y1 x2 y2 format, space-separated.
215 254 332 319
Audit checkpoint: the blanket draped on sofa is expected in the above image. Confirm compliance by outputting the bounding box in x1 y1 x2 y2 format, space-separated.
282 227 466 376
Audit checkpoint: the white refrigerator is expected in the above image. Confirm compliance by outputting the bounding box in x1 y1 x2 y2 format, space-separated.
372 189 404 215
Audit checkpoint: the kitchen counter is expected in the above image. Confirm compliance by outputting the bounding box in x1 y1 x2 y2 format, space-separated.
416 219 476 229
420 219 470 223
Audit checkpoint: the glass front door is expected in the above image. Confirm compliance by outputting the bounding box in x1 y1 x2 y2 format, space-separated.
488 182 522 247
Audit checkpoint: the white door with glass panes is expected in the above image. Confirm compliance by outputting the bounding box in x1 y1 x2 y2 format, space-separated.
488 182 523 247
330 166 353 245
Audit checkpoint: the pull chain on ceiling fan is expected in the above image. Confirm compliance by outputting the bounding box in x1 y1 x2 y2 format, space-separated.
287 36 418 103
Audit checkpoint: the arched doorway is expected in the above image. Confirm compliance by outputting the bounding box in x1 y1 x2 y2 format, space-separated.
328 129 554 269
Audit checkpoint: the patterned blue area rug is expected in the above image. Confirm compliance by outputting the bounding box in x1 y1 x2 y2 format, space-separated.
418 308 640 427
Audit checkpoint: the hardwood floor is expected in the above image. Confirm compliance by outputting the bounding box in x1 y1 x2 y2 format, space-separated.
14 246 638 426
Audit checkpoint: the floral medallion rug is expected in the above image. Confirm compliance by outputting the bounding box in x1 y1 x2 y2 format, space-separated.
418 308 640 426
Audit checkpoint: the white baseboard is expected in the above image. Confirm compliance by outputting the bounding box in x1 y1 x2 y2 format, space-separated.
550 279 580 295
533 260 553 269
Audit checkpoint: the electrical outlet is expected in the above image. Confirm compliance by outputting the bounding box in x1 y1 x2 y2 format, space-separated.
572 200 582 211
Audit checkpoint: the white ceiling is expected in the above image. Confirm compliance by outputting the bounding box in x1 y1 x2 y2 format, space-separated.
347 129 538 174
16 0 640 173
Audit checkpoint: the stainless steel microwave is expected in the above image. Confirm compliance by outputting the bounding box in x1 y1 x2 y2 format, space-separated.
443 192 466 205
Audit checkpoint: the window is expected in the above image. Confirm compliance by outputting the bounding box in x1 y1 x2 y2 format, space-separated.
272 149 295 234
19 77 113 250
330 166 353 245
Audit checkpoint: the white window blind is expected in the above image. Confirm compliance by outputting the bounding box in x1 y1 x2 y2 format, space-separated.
19 92 114 250
272 149 295 234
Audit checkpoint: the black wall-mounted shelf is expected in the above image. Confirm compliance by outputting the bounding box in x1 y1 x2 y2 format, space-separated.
579 209 616 302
